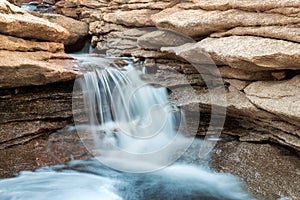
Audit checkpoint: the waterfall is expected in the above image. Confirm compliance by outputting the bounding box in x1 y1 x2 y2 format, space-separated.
73 61 193 172
0 55 255 200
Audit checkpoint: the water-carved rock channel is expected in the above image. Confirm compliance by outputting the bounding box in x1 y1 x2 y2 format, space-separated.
0 0 299 199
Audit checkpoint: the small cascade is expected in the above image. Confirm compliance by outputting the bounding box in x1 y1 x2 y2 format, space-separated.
0 55 255 200
73 61 192 172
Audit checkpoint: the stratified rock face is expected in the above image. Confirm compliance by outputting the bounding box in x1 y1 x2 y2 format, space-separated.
245 76 300 123
151 7 300 38
210 26 300 43
0 1 81 175
162 36 300 70
0 1 78 89
191 0 300 14
0 51 78 88
0 34 64 52
0 0 69 42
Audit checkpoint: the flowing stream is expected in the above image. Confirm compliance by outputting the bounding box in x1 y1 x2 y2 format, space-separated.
0 54 254 200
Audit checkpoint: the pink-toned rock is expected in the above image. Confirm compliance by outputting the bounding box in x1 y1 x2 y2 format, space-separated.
103 9 159 27
0 34 64 52
0 0 69 42
151 7 300 37
210 26 300 43
191 0 300 13
162 36 300 71
244 75 300 122
0 50 78 88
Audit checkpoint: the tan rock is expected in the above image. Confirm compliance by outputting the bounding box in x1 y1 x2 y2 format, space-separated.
244 75 300 122
119 2 171 10
40 13 88 51
151 8 300 37
0 1 69 42
137 30 194 50
210 26 300 43
218 66 274 81
103 9 159 27
211 140 300 199
0 50 78 88
0 34 64 52
191 0 300 13
163 36 300 71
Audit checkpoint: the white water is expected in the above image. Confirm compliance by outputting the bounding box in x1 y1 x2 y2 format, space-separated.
0 159 254 200
72 58 193 172
0 55 255 200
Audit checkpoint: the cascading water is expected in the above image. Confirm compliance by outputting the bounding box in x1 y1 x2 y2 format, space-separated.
0 54 255 200
72 61 193 172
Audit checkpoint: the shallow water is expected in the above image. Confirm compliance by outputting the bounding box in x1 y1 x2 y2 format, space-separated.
0 158 255 200
0 54 255 200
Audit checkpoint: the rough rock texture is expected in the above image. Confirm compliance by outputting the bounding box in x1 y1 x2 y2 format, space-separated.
0 0 69 42
137 30 194 50
191 0 300 14
0 0 83 177
39 13 89 52
1 0 300 199
210 26 300 43
0 51 78 88
210 137 300 200
0 34 64 52
163 36 300 71
245 76 300 123
151 7 300 38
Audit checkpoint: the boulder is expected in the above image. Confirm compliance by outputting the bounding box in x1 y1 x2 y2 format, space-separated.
191 0 300 14
0 0 69 42
210 26 300 43
40 13 89 52
210 139 300 199
244 75 300 123
0 34 64 52
162 36 300 71
137 29 194 50
0 50 78 88
151 7 300 38
103 9 159 27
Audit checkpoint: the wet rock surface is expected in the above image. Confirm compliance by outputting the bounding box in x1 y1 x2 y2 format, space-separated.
210 137 300 200
0 0 299 199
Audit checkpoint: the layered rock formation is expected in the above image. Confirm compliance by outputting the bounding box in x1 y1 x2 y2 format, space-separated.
1 0 299 198
54 0 300 152
0 0 87 176
52 0 300 198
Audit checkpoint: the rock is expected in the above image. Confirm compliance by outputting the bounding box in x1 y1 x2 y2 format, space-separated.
210 139 300 199
244 75 300 123
163 36 300 71
103 9 159 27
0 82 90 177
151 7 300 38
210 26 300 43
0 50 78 88
0 34 64 52
40 13 89 52
168 77 300 152
137 29 194 50
191 0 300 14
0 126 90 178
0 0 69 42
218 66 274 81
